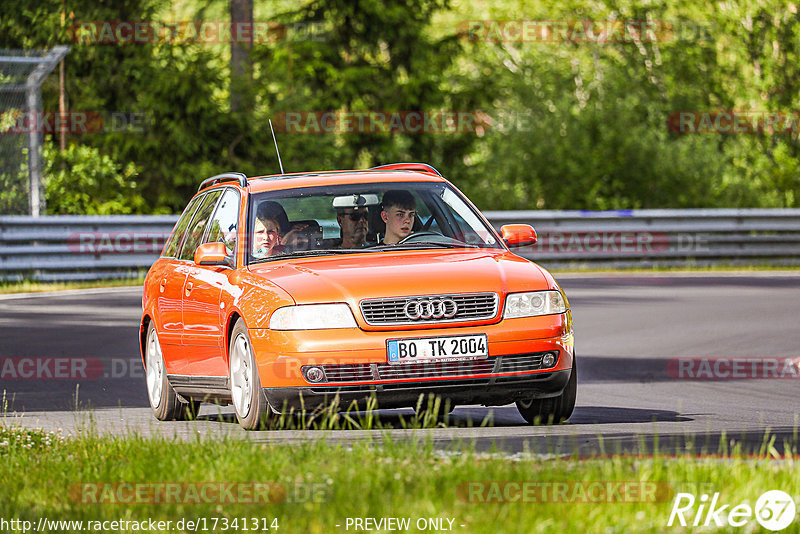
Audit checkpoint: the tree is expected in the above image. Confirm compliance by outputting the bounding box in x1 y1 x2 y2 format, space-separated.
229 0 253 112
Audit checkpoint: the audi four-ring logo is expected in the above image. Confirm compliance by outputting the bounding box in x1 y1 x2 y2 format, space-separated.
403 298 458 320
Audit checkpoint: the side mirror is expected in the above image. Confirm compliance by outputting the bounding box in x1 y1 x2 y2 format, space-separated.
194 242 234 267
500 224 537 248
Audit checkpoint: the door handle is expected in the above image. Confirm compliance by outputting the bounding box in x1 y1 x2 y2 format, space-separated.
159 278 167 293
184 281 194 297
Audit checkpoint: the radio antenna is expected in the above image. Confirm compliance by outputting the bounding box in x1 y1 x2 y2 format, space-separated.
269 119 285 174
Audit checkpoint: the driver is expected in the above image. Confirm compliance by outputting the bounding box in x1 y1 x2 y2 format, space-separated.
380 190 416 244
336 206 369 248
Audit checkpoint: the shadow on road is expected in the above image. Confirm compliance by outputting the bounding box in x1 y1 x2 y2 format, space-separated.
192 404 691 429
570 406 692 424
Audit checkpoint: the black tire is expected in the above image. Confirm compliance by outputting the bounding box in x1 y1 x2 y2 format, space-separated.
144 323 197 421
228 318 271 430
516 357 577 425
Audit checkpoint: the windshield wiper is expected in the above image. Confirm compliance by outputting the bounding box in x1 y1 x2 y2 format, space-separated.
287 248 379 256
250 248 378 263
376 241 479 250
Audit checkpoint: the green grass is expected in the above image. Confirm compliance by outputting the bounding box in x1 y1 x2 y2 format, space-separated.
0 277 145 294
252 395 477 431
548 264 800 274
2 264 798 295
1 420 799 533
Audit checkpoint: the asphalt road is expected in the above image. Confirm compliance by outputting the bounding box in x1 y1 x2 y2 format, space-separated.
2 273 799 456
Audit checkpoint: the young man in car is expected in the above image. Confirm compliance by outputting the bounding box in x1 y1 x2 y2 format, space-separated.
380 190 416 244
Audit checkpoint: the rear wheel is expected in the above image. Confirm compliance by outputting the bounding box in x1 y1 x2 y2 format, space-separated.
516 358 577 425
145 323 196 421
229 319 271 430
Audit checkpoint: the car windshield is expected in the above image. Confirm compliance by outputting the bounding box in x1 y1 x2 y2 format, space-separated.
247 181 502 263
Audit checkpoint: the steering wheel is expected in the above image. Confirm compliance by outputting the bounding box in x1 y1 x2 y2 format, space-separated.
397 230 445 245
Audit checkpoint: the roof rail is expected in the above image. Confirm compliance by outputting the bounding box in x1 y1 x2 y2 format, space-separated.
198 172 248 191
370 162 443 176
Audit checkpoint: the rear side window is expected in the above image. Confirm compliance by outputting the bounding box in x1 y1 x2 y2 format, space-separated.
178 190 222 261
203 189 240 256
162 194 204 258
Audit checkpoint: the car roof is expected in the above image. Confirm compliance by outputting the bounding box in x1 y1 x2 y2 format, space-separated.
247 169 446 193
199 169 447 195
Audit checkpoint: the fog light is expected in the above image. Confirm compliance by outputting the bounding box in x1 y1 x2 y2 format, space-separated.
305 366 325 383
542 352 556 368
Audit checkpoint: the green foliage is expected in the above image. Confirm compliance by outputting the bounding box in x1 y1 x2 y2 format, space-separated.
0 426 64 455
1 426 799 533
2 0 800 213
456 0 800 209
44 142 144 214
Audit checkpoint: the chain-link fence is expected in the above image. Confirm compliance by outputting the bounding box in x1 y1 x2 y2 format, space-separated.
0 46 69 216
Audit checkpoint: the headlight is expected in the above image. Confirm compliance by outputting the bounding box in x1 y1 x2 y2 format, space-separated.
269 303 358 330
503 290 567 319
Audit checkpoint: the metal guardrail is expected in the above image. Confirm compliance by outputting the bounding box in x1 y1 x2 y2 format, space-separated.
0 215 177 281
2 209 800 281
485 208 800 269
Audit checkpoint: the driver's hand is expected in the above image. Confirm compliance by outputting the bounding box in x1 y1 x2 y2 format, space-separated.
280 224 309 246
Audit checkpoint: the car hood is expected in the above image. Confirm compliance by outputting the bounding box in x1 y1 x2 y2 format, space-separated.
247 249 551 306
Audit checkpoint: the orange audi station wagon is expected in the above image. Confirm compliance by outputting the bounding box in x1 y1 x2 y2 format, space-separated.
140 163 575 429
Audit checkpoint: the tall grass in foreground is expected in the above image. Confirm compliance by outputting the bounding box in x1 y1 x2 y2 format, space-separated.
238 393 487 431
1 418 799 533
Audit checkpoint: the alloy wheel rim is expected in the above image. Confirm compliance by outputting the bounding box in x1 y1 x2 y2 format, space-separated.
146 329 163 408
231 334 252 417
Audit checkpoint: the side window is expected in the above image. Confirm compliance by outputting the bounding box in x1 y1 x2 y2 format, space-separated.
203 189 240 256
414 193 438 233
163 194 204 258
178 190 222 261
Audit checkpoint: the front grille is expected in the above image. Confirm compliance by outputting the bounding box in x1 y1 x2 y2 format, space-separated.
381 378 491 390
321 363 373 382
494 373 553 384
376 358 495 380
305 351 557 384
498 353 544 373
360 292 498 325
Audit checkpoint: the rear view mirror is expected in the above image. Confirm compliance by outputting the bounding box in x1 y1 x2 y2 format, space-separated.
332 194 380 209
500 224 537 247
194 242 234 267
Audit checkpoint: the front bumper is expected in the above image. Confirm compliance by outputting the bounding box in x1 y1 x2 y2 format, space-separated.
265 368 571 411
248 311 574 410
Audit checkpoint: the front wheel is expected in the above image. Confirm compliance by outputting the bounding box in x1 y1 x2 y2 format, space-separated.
229 319 271 430
516 358 577 425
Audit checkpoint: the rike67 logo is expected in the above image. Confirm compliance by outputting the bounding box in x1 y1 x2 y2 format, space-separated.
668 490 796 531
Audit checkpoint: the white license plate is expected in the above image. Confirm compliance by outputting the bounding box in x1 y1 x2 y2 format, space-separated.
386 334 488 365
